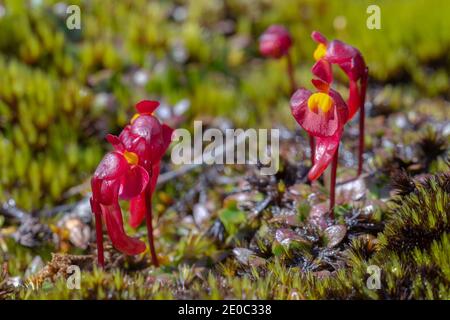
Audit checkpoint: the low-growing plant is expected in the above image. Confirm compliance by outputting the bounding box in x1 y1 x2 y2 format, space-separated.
90 100 173 267
287 30 368 216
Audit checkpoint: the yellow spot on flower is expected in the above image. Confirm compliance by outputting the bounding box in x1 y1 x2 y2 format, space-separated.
313 43 327 61
131 111 155 124
130 113 140 124
123 151 139 165
307 92 333 113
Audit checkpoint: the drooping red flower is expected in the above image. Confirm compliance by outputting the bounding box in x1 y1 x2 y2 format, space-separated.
311 31 367 120
90 150 149 255
311 31 366 82
116 100 173 228
90 100 173 263
290 88 348 181
259 25 293 59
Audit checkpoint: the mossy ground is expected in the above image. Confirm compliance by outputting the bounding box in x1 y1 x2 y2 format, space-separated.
0 0 449 300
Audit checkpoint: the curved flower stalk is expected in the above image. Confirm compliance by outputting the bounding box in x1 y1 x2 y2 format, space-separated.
311 31 369 176
259 25 295 92
259 25 316 164
90 100 173 267
290 87 349 216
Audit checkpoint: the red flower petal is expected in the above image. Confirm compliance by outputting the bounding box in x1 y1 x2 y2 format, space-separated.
325 40 359 63
91 152 129 205
119 165 149 200
312 59 333 84
334 55 366 82
91 178 120 205
302 108 339 137
311 79 330 91
122 113 172 169
308 131 342 181
311 31 327 44
328 88 349 126
324 41 366 82
102 202 146 255
290 88 347 138
130 115 162 145
350 55 366 80
259 25 292 59
119 124 155 169
290 88 312 112
311 32 366 82
118 126 134 149
131 115 165 163
93 151 128 181
132 137 149 167
129 162 161 228
129 192 146 228
106 134 125 152
90 197 101 216
347 79 361 120
136 100 160 114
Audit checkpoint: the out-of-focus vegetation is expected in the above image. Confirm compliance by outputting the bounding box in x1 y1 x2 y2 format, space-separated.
0 0 449 210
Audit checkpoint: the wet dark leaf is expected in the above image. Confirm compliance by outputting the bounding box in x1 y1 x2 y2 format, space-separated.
336 178 367 203
275 228 310 246
308 203 329 231
232 248 266 267
270 214 302 227
324 225 347 248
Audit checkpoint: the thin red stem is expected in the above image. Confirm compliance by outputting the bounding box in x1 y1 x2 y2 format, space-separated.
329 144 339 219
145 170 159 267
94 211 105 267
357 68 369 176
145 197 159 267
286 52 297 95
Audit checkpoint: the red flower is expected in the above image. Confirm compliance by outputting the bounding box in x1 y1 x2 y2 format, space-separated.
90 150 149 255
311 59 333 91
117 100 173 228
90 100 173 262
259 25 293 59
311 31 367 119
290 88 348 181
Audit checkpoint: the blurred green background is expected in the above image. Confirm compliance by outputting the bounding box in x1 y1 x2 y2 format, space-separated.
0 0 449 211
